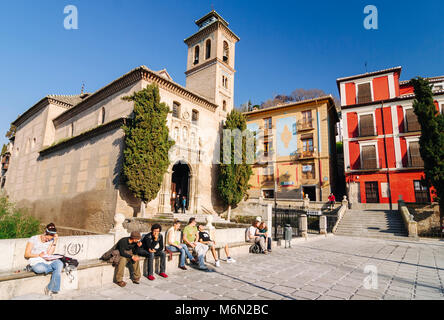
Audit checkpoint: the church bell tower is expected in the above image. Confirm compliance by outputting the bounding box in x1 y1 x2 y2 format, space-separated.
184 11 239 115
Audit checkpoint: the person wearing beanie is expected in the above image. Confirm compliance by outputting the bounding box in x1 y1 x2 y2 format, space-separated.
24 223 64 297
114 231 142 287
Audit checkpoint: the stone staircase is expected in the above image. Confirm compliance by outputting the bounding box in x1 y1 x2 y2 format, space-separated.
153 213 228 224
335 210 408 239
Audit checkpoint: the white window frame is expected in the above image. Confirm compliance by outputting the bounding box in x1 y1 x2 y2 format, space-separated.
357 111 376 137
355 79 374 104
359 141 379 169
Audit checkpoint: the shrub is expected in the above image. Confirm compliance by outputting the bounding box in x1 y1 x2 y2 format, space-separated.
0 197 41 239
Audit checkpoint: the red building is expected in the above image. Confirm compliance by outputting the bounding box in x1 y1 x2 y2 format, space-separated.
337 67 444 204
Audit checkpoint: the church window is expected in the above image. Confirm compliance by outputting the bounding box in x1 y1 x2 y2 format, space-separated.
223 41 229 63
100 107 106 125
194 46 200 64
173 102 181 118
173 127 179 142
223 100 227 111
205 39 211 59
70 123 75 137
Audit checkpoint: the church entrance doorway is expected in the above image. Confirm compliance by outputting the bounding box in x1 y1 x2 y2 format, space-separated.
171 162 190 213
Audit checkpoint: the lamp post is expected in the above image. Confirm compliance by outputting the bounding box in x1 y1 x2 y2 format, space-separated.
274 177 278 240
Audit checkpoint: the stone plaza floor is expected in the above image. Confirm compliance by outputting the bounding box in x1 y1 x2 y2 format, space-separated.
52 235 444 300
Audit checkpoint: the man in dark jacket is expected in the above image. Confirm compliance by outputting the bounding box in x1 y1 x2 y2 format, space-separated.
115 231 142 287
138 224 168 280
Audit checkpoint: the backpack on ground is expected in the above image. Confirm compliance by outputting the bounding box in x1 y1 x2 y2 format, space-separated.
249 243 262 254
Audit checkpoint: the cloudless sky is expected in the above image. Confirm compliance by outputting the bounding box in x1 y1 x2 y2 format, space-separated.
0 0 443 146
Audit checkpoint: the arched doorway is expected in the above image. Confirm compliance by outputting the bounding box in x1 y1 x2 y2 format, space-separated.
171 162 190 212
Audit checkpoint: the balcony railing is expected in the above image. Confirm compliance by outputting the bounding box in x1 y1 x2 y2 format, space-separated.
292 150 315 160
297 120 314 131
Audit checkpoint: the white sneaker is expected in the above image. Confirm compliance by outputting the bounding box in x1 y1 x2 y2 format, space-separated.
227 257 236 263
215 260 221 267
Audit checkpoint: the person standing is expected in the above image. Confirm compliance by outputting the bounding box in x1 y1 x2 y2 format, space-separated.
166 219 196 270
114 231 142 287
24 223 64 296
182 196 187 214
328 193 336 210
174 194 180 213
183 217 208 270
138 224 168 280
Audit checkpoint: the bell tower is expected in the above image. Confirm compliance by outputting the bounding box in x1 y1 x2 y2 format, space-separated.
184 11 239 115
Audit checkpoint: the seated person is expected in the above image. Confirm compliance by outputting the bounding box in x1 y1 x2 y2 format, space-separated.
24 223 64 296
138 224 168 280
258 222 272 253
182 217 208 270
166 219 197 270
246 220 267 254
197 224 236 267
114 231 143 287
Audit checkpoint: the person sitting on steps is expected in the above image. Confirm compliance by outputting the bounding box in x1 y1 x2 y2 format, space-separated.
182 217 208 270
114 231 142 287
166 219 197 270
197 224 236 267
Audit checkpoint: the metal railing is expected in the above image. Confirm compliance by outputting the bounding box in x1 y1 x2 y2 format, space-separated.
297 120 314 131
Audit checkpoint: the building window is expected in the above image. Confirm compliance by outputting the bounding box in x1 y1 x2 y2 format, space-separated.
222 100 227 111
414 180 430 203
405 108 420 132
222 76 228 89
71 123 75 137
192 109 199 124
361 145 378 169
359 114 375 137
173 127 179 142
194 46 200 64
302 138 314 152
264 140 272 157
172 102 181 118
365 182 379 203
357 83 372 104
205 39 211 59
223 41 229 63
263 189 274 199
302 163 315 179
100 107 106 124
302 110 312 124
264 118 272 130
408 141 424 167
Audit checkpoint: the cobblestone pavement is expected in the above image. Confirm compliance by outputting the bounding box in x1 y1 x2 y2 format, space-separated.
54 236 444 300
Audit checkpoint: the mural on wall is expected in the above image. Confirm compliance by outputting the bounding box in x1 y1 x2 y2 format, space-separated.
276 117 297 157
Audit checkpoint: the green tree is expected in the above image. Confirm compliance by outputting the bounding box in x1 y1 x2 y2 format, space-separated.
217 110 254 221
411 77 444 225
121 84 175 215
1 144 6 156
0 197 41 239
5 124 16 139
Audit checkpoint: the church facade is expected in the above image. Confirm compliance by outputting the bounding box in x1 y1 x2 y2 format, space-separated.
4 11 239 232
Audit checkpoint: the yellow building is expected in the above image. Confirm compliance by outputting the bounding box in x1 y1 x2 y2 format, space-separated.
244 96 339 202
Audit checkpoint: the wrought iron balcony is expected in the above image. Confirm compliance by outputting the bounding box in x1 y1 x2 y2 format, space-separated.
291 150 315 160
297 120 314 131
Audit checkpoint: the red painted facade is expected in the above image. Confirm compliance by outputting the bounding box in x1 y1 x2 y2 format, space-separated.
337 67 443 204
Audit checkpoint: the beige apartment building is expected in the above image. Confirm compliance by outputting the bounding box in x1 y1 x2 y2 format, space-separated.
4 11 239 232
244 97 339 202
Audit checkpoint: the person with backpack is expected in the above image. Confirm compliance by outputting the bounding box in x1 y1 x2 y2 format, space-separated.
246 220 267 254
24 223 64 296
138 224 168 280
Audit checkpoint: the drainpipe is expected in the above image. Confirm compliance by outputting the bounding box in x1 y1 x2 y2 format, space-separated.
381 102 393 211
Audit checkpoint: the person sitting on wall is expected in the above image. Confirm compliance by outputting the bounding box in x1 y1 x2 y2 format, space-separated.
328 193 336 210
114 231 143 287
258 221 272 253
197 224 236 267
246 219 267 254
182 217 208 270
166 219 197 270
138 224 168 280
24 223 64 296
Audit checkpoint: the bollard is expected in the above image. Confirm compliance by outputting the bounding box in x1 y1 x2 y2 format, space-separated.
320 216 327 235
299 214 308 238
284 224 292 248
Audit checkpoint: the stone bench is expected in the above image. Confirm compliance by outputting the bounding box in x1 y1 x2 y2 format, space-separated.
0 241 253 300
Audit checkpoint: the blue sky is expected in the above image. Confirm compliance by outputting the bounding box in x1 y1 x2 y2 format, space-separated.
1 0 443 146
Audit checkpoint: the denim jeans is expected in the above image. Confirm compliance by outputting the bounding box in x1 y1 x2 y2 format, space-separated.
166 244 194 267
31 260 64 293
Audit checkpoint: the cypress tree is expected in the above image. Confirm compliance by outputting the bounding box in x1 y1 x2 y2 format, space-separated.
121 84 175 214
411 77 444 226
217 110 254 221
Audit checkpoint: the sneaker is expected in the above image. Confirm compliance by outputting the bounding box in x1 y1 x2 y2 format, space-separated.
44 286 53 297
159 273 168 278
147 275 155 281
179 266 187 270
227 257 236 263
215 260 220 267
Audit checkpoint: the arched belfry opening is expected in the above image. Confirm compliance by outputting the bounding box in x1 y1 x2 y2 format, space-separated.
171 161 191 210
